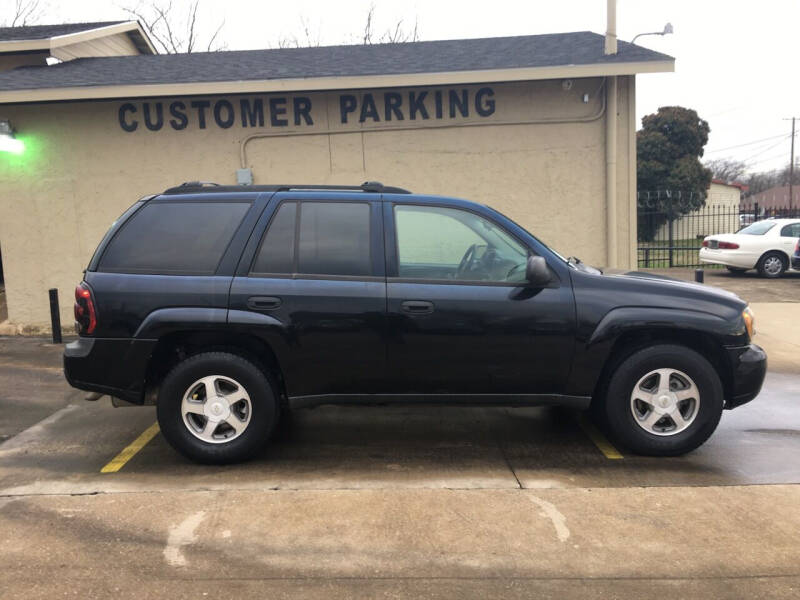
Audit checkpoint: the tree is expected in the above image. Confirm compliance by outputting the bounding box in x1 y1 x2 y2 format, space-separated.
705 158 748 185
279 4 419 48
1 0 43 26
123 0 225 53
360 3 419 44
637 106 713 241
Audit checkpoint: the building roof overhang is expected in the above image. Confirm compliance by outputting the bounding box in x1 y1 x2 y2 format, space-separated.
0 21 156 57
0 31 674 105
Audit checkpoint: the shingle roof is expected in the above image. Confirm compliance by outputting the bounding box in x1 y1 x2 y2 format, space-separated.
0 21 126 42
0 31 672 92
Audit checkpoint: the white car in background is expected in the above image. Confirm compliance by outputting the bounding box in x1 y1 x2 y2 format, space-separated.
699 218 800 278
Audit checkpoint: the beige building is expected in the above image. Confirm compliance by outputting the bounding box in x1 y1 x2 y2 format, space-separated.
654 180 747 240
0 20 673 331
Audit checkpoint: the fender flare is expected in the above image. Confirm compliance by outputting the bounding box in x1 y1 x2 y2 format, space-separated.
588 306 738 348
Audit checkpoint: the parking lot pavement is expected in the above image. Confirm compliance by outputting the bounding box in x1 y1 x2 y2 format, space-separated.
1 318 799 597
643 267 800 303
0 336 79 443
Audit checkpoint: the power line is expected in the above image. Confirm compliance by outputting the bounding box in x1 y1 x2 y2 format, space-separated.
705 132 791 154
740 135 792 163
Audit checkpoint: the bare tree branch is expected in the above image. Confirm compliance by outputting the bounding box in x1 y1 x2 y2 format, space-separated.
5 0 42 26
122 0 225 53
362 3 374 45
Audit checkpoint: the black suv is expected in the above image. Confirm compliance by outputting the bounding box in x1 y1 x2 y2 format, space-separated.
64 182 767 463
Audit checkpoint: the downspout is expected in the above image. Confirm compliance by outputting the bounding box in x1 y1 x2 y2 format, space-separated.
605 0 618 268
605 76 618 268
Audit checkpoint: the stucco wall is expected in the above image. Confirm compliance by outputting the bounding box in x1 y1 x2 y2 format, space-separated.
0 76 636 328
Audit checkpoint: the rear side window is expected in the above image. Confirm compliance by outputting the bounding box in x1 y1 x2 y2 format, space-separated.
299 202 371 276
780 222 800 237
251 201 371 277
738 221 775 235
99 201 250 274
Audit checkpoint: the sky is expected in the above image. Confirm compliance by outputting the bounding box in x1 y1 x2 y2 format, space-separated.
6 0 800 174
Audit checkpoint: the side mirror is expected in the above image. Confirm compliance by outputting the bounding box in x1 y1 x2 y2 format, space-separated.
525 255 551 286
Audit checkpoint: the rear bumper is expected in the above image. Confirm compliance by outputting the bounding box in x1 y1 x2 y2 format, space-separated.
64 337 156 404
699 248 758 269
725 343 767 409
792 256 800 270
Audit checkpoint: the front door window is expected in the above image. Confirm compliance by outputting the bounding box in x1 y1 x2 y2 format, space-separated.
394 205 528 283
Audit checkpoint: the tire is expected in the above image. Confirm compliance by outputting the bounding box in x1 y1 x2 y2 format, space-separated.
599 344 724 456
157 352 278 464
725 266 747 275
756 251 787 278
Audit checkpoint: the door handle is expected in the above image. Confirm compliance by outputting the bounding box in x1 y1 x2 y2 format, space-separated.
247 296 282 311
400 300 434 315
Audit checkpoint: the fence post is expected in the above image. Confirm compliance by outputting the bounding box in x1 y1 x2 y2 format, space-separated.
48 288 62 344
668 216 674 268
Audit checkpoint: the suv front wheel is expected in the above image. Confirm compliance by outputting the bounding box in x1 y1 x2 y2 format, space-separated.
599 344 724 456
157 352 279 464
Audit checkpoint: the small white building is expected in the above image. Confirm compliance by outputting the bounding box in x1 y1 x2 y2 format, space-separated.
655 180 747 240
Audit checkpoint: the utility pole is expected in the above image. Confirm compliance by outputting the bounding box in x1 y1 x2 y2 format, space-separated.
784 117 797 210
791 117 796 210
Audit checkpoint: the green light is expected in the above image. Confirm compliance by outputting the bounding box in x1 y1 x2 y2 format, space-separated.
0 135 24 154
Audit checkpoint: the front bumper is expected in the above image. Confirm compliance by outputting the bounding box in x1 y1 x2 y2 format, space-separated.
64 337 157 404
725 343 767 409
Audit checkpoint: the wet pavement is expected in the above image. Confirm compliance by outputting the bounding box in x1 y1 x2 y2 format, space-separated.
0 370 799 497
1 293 799 597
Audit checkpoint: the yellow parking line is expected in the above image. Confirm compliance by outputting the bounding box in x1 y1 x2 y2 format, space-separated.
100 422 160 473
577 415 623 459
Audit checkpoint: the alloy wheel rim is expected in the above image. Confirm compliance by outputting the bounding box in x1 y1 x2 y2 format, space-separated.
629 368 699 436
764 256 782 275
181 375 252 444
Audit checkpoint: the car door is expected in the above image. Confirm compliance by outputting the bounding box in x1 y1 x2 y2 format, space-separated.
383 200 576 396
779 222 800 258
228 192 386 398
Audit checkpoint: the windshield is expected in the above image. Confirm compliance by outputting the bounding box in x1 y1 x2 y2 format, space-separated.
738 221 776 235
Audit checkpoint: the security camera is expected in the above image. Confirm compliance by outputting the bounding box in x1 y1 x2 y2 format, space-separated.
562 79 573 91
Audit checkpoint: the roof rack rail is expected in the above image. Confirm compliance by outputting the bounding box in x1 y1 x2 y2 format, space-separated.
161 181 412 195
178 181 220 187
282 182 411 194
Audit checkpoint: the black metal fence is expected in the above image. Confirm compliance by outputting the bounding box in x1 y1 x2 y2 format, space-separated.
637 196 800 269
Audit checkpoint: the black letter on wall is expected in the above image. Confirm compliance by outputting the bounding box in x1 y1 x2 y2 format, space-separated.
340 95 357 124
269 97 288 126
240 99 264 127
119 103 138 132
169 101 188 130
449 90 469 118
142 102 164 131
408 91 429 120
214 100 235 128
359 93 380 123
293 97 313 125
474 87 495 117
384 92 404 121
191 100 211 129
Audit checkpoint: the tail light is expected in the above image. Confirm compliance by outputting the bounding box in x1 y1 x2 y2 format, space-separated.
74 282 97 335
718 241 740 249
702 240 709 247
795 240 800 253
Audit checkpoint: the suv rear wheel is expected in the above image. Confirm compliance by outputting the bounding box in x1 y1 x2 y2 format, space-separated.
599 344 724 456
157 352 278 464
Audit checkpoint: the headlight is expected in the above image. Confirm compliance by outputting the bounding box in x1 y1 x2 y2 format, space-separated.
743 306 755 339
